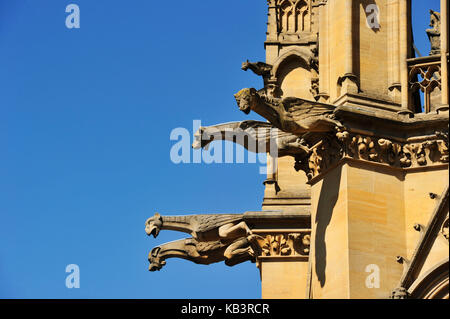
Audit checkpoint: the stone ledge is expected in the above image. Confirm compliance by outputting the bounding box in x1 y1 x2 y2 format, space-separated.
306 157 448 186
244 209 310 220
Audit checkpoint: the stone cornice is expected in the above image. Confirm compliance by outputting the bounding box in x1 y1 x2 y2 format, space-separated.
294 127 449 182
334 105 449 137
252 229 311 269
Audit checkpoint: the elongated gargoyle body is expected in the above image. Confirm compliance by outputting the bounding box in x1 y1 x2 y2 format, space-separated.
148 235 261 271
145 213 251 241
145 213 262 270
192 120 313 157
234 88 344 135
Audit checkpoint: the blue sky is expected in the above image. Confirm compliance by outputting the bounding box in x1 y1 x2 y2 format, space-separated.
0 0 440 298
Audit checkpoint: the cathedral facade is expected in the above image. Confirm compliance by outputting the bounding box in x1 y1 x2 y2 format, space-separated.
146 0 449 299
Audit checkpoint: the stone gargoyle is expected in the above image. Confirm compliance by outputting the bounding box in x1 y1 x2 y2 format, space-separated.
145 213 251 241
148 235 261 271
145 213 261 270
234 88 344 135
241 60 272 82
191 120 314 157
426 10 441 55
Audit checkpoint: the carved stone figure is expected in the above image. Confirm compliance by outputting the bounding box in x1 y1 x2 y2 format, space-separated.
377 138 402 165
292 129 450 180
145 213 264 270
349 135 377 161
310 77 320 101
434 130 449 162
426 10 441 55
234 88 343 135
192 120 314 157
390 287 409 299
145 213 252 242
241 60 273 79
148 235 261 271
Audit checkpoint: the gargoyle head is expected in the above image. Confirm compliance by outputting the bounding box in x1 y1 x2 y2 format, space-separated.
234 88 258 115
148 246 166 271
145 212 163 238
429 9 440 29
192 127 213 150
241 60 250 71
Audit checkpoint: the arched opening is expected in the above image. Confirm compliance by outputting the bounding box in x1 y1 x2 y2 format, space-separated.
410 0 442 112
409 259 449 299
295 0 308 32
279 0 293 33
275 54 313 99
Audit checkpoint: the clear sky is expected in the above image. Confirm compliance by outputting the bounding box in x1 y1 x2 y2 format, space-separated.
0 0 441 299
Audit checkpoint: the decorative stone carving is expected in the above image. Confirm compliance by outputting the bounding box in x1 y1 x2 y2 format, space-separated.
390 287 409 299
259 232 310 257
241 60 283 99
234 88 344 135
241 60 272 80
434 130 449 162
377 138 403 165
308 46 320 101
145 213 251 241
309 46 319 73
145 213 311 271
408 58 441 114
192 120 314 157
145 213 262 270
310 77 320 101
426 10 441 55
262 235 290 256
277 0 311 38
349 135 377 161
293 130 449 180
148 235 261 271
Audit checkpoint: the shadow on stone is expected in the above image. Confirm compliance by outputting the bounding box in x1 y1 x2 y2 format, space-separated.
314 165 342 288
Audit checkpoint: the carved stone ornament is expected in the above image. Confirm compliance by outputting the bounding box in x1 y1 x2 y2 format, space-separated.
241 60 273 80
408 58 441 114
243 231 311 269
426 10 441 55
145 213 259 271
192 120 314 157
310 77 320 101
390 287 409 299
260 232 310 256
145 213 310 271
293 128 449 180
234 87 344 135
276 0 313 38
147 235 261 271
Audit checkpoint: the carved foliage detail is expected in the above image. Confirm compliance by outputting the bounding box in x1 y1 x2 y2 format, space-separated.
294 130 449 180
259 232 310 257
